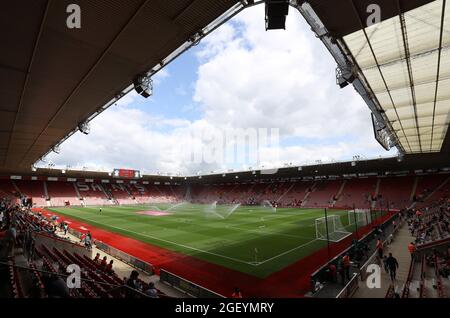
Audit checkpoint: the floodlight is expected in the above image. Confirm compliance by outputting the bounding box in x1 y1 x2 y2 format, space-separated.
133 73 153 98
78 121 90 135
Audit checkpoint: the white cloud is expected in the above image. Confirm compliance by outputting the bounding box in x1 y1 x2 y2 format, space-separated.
195 7 371 139
44 5 394 175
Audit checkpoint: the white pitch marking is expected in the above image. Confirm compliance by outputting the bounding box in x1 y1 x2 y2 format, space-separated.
64 215 255 266
256 239 319 265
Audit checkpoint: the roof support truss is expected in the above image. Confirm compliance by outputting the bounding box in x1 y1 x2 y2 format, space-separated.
291 0 405 153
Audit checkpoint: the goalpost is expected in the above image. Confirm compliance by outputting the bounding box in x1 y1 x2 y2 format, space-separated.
315 215 351 242
347 209 372 227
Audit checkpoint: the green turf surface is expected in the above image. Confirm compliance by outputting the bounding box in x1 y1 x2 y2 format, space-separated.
48 203 361 278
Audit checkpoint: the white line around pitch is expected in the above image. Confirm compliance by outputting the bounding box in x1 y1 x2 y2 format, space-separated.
67 215 256 266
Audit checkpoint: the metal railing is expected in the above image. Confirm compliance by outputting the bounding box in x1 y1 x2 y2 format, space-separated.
336 273 359 298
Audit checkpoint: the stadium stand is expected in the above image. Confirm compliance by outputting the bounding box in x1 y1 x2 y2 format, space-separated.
47 181 80 207
102 183 136 205
305 180 343 208
75 182 110 206
1 173 449 211
391 199 450 298
1 167 449 298
0 201 176 298
414 175 450 208
377 176 415 210
335 177 376 209
13 180 47 207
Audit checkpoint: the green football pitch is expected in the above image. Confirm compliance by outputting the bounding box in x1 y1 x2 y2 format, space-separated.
48 203 361 278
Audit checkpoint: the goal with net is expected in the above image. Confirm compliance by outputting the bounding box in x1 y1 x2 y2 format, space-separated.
315 215 351 242
347 209 372 227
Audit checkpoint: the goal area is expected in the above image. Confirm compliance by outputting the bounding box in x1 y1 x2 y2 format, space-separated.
315 215 351 242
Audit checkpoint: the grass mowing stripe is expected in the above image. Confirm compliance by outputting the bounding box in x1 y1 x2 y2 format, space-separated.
58 212 256 265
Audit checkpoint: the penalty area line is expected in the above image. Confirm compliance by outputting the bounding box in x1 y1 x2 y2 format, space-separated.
255 239 319 266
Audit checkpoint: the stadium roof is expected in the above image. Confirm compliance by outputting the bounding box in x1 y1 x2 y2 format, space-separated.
343 0 449 153
9 152 449 184
1 0 448 176
300 0 449 154
0 0 240 172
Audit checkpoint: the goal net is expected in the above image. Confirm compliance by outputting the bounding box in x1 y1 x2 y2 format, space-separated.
315 215 351 242
348 209 372 227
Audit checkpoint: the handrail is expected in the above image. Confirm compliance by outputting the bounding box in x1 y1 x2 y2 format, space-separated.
401 257 415 298
336 273 359 298
160 268 225 298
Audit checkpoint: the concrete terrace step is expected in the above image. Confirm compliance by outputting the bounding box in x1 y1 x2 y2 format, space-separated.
352 224 414 298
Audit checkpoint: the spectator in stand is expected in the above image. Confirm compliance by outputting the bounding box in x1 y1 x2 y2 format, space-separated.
105 260 114 274
328 263 337 282
80 232 86 244
376 226 383 239
408 242 416 260
314 280 323 292
385 253 399 281
342 254 351 283
63 222 69 236
145 282 158 298
100 256 107 270
231 287 242 298
5 224 17 257
93 253 100 263
84 232 92 250
387 233 394 245
376 238 384 261
126 270 140 297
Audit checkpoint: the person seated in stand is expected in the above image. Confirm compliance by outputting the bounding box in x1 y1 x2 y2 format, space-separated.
105 260 114 274
125 270 140 297
93 253 100 263
100 256 107 270
145 282 158 298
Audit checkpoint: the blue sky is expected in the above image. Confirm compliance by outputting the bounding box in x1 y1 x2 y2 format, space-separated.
42 5 395 175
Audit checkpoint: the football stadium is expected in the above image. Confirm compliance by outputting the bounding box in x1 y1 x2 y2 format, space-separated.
0 0 449 305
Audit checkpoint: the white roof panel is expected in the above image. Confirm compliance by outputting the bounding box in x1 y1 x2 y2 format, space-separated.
343 0 449 153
